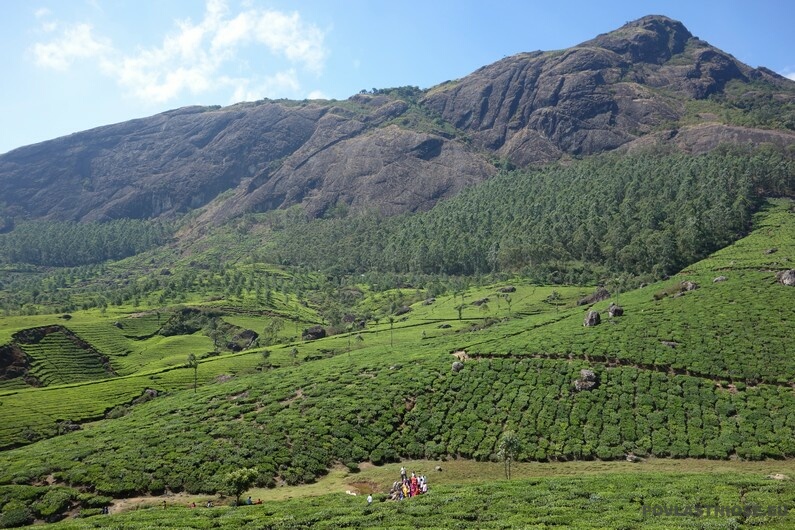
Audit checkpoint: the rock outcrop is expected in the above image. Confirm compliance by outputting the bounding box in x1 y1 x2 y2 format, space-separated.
777 270 795 286
574 369 598 391
302 325 326 341
578 287 611 306
584 311 601 327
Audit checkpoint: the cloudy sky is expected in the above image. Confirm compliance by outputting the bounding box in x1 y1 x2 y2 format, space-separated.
1 0 793 154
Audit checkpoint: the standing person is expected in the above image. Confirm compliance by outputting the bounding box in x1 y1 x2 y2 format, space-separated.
400 466 407 481
367 494 373 506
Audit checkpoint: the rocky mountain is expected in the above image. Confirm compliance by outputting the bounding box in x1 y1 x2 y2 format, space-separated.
0 15 793 223
421 15 794 165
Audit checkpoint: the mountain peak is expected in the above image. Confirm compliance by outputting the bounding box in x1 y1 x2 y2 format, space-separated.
581 14 692 63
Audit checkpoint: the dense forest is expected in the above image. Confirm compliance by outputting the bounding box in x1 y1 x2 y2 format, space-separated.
0 219 171 267
263 148 794 283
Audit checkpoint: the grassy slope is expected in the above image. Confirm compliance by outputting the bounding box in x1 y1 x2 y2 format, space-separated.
0 200 794 528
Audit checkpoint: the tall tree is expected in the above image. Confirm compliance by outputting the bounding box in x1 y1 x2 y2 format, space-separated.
498 430 521 480
187 353 198 393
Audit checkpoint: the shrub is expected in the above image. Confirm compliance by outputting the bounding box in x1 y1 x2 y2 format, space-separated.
32 488 73 518
0 501 33 528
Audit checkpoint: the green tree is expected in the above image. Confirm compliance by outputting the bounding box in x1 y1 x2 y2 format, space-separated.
208 320 224 352
498 430 521 480
224 467 258 505
262 317 284 346
260 349 271 371
186 353 198 393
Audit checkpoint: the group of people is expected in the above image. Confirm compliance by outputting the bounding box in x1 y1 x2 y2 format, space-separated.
389 466 429 500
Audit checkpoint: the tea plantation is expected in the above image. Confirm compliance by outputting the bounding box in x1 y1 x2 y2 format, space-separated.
0 200 794 528
32 472 795 529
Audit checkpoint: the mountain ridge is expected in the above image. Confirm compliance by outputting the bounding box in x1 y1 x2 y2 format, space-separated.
0 14 793 224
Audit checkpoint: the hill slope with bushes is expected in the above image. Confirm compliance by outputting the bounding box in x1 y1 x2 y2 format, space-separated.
0 200 793 526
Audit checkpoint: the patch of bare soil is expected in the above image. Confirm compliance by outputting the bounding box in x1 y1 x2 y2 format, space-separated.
228 390 249 401
348 481 380 495
111 493 217 514
279 388 304 405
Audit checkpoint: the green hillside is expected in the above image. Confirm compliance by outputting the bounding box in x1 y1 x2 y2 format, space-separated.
0 199 793 527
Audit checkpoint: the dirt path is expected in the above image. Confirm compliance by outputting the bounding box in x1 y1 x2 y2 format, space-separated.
109 458 795 513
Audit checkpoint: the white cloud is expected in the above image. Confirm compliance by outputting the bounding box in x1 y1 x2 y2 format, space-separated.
307 90 328 100
32 23 112 71
251 11 326 73
30 0 328 103
34 7 52 19
228 69 301 103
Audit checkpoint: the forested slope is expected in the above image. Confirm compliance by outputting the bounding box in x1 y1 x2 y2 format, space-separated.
263 149 794 280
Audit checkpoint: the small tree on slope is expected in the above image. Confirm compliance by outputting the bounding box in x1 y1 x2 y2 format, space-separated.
224 468 259 506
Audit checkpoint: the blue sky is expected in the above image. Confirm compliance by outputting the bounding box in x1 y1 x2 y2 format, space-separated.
1 0 793 154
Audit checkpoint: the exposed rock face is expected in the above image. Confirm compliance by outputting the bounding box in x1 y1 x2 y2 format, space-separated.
302 325 326 341
584 310 601 327
713 276 728 283
777 270 795 286
0 104 323 221
578 287 611 306
229 329 259 351
0 15 792 224
574 369 598 391
608 303 624 317
451 361 464 373
233 124 495 219
0 344 32 382
420 15 792 166
681 281 699 291
0 100 495 223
